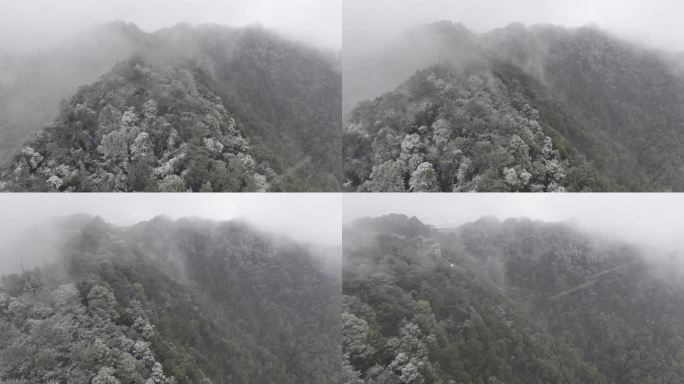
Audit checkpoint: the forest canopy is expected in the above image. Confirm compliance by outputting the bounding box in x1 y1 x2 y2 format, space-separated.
0 22 341 192
343 214 684 383
343 22 684 192
0 215 341 384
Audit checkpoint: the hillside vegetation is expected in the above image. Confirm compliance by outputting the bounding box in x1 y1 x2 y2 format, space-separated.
0 22 341 191
343 214 684 383
343 22 684 191
0 215 340 384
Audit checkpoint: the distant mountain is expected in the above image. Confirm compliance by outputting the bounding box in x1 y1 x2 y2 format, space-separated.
343 22 684 191
343 214 684 383
0 215 340 384
0 22 341 191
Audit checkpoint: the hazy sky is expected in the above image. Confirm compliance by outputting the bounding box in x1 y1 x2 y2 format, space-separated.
0 0 341 53
344 194 684 251
0 193 341 248
344 0 684 52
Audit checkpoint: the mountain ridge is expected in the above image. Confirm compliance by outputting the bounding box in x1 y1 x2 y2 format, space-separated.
0 21 341 191
343 21 684 191
0 214 341 384
343 214 684 383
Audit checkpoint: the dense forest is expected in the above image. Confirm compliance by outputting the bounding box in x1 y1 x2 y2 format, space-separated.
343 214 684 383
343 22 684 191
0 21 341 191
0 215 341 383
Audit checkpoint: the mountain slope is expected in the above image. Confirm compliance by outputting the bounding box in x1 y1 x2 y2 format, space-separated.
151 24 342 190
0 23 341 191
455 217 684 383
342 215 606 383
1 58 269 192
0 216 340 384
343 214 684 383
0 22 147 164
343 22 684 191
344 62 629 192
487 24 684 190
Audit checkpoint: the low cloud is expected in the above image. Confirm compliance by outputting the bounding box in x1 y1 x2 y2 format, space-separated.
0 0 341 53
0 194 342 275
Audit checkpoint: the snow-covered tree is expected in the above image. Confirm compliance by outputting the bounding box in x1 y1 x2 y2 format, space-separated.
409 162 439 192
401 134 421 154
365 160 406 192
146 362 168 384
92 367 120 384
99 131 128 163
87 285 118 320
131 132 153 163
342 312 373 361
158 175 185 192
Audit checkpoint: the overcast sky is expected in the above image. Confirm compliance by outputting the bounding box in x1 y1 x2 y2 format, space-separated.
0 193 341 248
344 0 684 52
0 0 341 54
344 194 684 251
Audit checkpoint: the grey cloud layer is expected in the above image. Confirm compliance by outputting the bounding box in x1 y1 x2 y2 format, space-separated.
0 193 342 249
0 0 341 53
344 0 684 52
344 194 684 252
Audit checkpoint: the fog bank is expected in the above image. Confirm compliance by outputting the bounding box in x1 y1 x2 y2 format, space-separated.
0 0 341 54
344 194 684 253
344 0 684 53
0 194 342 274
